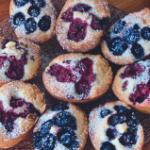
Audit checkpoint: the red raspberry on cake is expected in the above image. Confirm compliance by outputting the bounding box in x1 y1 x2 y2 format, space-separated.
10 0 56 44
89 101 144 150
0 37 41 87
56 0 110 53
33 102 88 150
101 8 150 65
0 81 46 148
43 53 113 103
112 59 150 114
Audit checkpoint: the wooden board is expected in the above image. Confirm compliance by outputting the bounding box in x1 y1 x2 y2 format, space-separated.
0 2 150 150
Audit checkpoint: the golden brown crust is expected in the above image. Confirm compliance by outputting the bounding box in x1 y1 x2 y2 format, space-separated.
9 0 56 44
112 60 150 114
0 37 41 86
0 81 46 148
56 0 110 53
33 102 88 150
101 8 150 65
43 53 113 103
89 101 144 150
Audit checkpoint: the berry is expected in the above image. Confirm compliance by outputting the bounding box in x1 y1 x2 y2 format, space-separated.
113 20 126 34
38 16 51 32
108 37 128 55
101 142 116 150
100 109 111 118
106 128 118 140
61 8 73 22
30 0 46 8
33 132 41 149
141 26 150 40
54 112 77 129
51 102 69 111
25 18 37 33
73 3 91 13
114 105 129 113
122 81 128 91
13 12 25 27
14 0 29 7
28 6 40 17
67 18 88 42
125 25 140 44
131 43 145 60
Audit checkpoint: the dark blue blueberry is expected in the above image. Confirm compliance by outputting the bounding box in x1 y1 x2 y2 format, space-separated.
30 0 46 8
127 120 139 129
108 114 127 126
113 20 126 34
54 111 77 129
100 109 111 118
40 120 53 136
40 133 56 150
108 37 128 55
38 16 51 32
28 6 40 17
104 31 111 42
131 43 144 60
13 12 25 27
57 127 79 149
14 0 29 7
101 142 116 150
25 18 37 33
33 131 42 149
51 102 69 111
119 129 137 148
125 25 140 44
141 26 150 40
106 128 118 140
114 105 129 113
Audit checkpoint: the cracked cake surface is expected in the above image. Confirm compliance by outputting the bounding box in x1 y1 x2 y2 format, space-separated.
113 59 150 114
56 0 110 53
0 81 46 148
89 101 144 150
33 102 88 150
0 37 41 87
10 0 56 43
101 8 150 65
43 53 113 103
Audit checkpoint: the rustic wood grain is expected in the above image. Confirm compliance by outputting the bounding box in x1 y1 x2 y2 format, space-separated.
1 0 150 23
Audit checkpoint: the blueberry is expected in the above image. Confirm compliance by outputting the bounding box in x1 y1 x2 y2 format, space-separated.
131 43 144 60
127 120 139 129
114 105 128 113
141 26 150 40
108 37 128 55
13 12 25 27
33 132 42 149
100 109 111 118
14 0 29 7
54 112 77 129
101 142 116 150
125 25 140 44
38 16 51 32
108 114 127 126
106 128 118 140
30 0 46 8
119 129 137 148
113 20 126 34
28 6 40 17
25 18 37 33
57 127 79 149
40 120 53 136
51 102 69 111
40 133 56 150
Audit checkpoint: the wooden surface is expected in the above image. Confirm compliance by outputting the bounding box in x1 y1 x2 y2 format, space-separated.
0 0 150 23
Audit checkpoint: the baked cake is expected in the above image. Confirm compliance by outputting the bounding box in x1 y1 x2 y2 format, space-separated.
101 8 150 65
33 102 88 150
43 53 113 103
0 81 46 148
113 59 150 114
0 37 41 87
10 0 56 43
89 101 144 150
56 0 110 53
